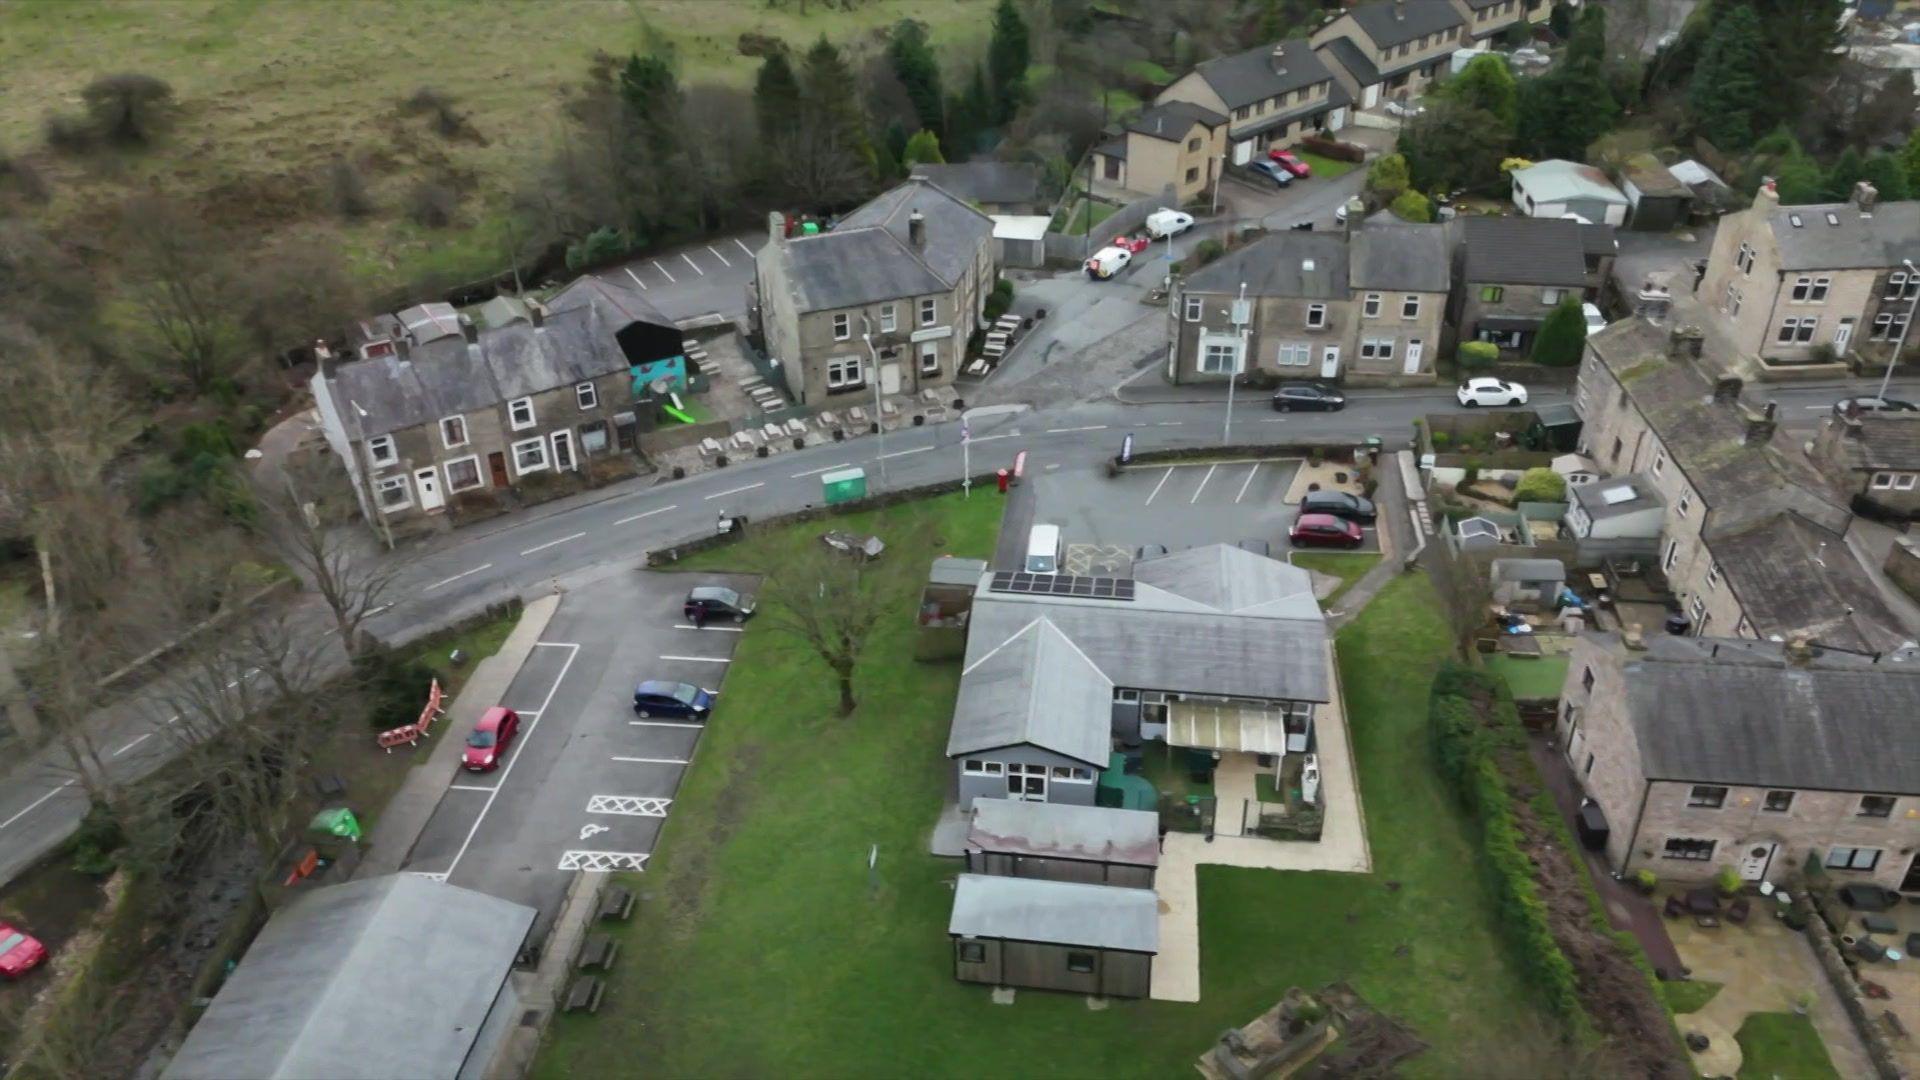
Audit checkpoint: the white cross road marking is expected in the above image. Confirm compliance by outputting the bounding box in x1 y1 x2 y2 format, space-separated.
612 755 691 765
615 504 677 524
705 481 765 500
706 244 731 267
653 260 676 283
520 531 586 556
587 795 672 817
558 850 650 872
624 267 649 290
424 563 493 592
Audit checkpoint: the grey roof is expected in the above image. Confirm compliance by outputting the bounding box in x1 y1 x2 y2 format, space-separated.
1094 136 1128 161
396 302 461 345
1490 558 1565 581
1350 223 1451 292
908 162 1044 206
1766 199 1920 271
949 874 1160 952
929 555 990 587
1188 39 1338 108
1130 543 1324 618
1827 414 1920 470
1706 513 1910 654
1319 35 1381 87
1122 100 1228 141
548 273 674 330
1570 475 1665 520
771 178 992 313
1621 154 1691 199
968 801 1160 867
949 617 1114 763
1460 216 1599 286
835 177 995 287
1188 231 1352 299
477 294 531 329
1512 160 1629 206
1618 639 1920 793
163 875 534 1080
1346 0 1465 49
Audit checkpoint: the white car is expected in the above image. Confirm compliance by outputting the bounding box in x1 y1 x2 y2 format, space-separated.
1582 302 1607 335
1457 377 1529 407
1384 99 1425 118
1145 209 1195 239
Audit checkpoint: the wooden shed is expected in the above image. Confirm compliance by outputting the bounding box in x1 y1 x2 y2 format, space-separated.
966 799 1160 888
949 874 1158 998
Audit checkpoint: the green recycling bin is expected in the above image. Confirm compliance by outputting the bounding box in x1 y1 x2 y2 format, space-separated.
310 807 363 842
821 467 867 505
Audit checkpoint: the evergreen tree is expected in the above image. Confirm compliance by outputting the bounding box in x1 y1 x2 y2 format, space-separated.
1903 128 1920 197
1744 0 1845 133
802 36 867 152
1823 147 1867 202
987 0 1030 123
1773 151 1826 205
888 20 946 137
1516 59 1616 160
1399 101 1508 193
617 53 689 237
1444 54 1517 135
1861 153 1910 202
619 53 681 159
753 48 801 144
1530 298 1587 368
1565 4 1606 67
945 65 993 160
1686 5 1768 151
903 129 945 166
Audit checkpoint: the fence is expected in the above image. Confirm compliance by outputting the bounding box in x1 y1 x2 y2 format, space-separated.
1041 187 1178 266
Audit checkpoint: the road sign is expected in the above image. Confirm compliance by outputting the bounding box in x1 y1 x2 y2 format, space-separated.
1121 433 1134 464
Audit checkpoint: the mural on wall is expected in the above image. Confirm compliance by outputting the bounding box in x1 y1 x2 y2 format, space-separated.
629 354 688 395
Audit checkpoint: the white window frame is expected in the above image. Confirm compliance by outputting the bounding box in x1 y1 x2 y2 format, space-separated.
826 356 863 389
1724 283 1742 318
1306 303 1327 329
1898 473 1918 491
367 435 397 466
510 435 550 477
1662 538 1679 572
444 454 484 493
1199 339 1242 375
1049 766 1096 783
1777 316 1818 344
918 341 940 376
1873 312 1909 341
1687 784 1728 809
1858 795 1896 819
1688 594 1706 624
1359 337 1395 361
439 416 468 450
1275 343 1311 367
919 297 937 327
1826 846 1882 871
1736 242 1754 275
1401 294 1420 319
1886 270 1913 301
575 381 598 411
1184 296 1203 322
508 397 536 431
879 304 897 333
1763 790 1794 813
832 313 851 341
1676 492 1691 517
1651 452 1665 478
1362 293 1382 318
962 759 1005 776
1542 287 1564 305
1872 472 1896 490
374 475 411 511
1704 561 1719 591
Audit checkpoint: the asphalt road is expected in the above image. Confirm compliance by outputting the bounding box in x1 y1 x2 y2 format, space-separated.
593 232 763 323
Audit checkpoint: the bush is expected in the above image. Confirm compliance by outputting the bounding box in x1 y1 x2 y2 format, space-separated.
566 226 628 270
81 72 176 146
1431 431 1452 450
406 179 460 228
1365 152 1410 202
1463 459 1482 486
1530 298 1587 367
1715 865 1742 897
1190 238 1226 268
44 111 97 153
1389 190 1433 223
353 647 444 732
1513 467 1566 503
67 803 126 877
1458 340 1500 370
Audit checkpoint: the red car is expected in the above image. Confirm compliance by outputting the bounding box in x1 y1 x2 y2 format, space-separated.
1268 149 1311 177
462 707 521 772
1289 513 1364 550
0 923 47 980
1108 233 1152 255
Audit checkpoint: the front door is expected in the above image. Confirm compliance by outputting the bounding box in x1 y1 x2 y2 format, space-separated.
1363 84 1381 109
1005 764 1046 801
413 468 445 512
551 429 576 472
880 362 902 395
487 452 509 487
1232 140 1253 166
1738 841 1778 882
1404 338 1424 374
1903 851 1920 893
1320 345 1341 379
1834 318 1855 355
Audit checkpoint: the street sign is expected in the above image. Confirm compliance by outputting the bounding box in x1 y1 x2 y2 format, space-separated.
1121 433 1134 464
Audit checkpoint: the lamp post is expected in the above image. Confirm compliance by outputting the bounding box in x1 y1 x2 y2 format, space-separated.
1224 281 1248 445
1876 257 1920 403
1210 152 1228 216
861 318 887 485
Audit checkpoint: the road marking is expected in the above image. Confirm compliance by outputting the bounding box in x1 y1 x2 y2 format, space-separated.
114 733 152 757
1803 404 1831 410
409 871 450 883
613 756 691 765
705 481 765 500
630 720 704 729
1235 463 1260 504
0 779 76 831
615 504 677 524
705 244 730 267
733 237 754 257
791 461 852 478
588 795 672 817
624 267 649 291
1259 417 1288 424
674 624 745 632
1044 424 1108 433
659 654 730 663
878 445 933 460
449 784 495 793
681 252 703 275
424 563 493 592
1144 467 1175 506
520 531 586 556
1190 464 1217 503
1156 420 1184 426
654 260 676 283
558 850 650 872
437 643 579 880
969 432 1016 443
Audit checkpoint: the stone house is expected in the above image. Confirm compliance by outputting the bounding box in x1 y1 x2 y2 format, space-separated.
1449 0 1550 43
1165 219 1451 386
1557 633 1920 893
1810 411 1920 516
1451 215 1616 352
753 177 996 406
1089 101 1230 206
1152 38 1349 171
1572 296 1909 651
1310 0 1467 110
906 162 1045 214
1696 180 1920 364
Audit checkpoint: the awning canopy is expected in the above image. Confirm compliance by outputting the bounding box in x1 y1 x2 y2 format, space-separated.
1166 699 1301 754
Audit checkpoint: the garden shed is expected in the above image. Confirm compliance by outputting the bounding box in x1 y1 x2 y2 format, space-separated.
949 874 1158 998
966 799 1160 887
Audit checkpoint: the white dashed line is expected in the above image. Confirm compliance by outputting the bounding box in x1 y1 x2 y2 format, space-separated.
878 445 933 460
705 481 765 500
612 756 691 765
0 779 76 831
624 267 649 291
520 531 586 556
424 564 493 592
674 624 745 632
654 260 677 284
1260 417 1289 423
791 462 852 478
1190 464 1217 503
448 784 495 793
630 720 705 729
733 237 754 257
1235 463 1260 504
1156 420 1184 426
969 433 1016 443
705 244 731 267
659 655 730 663
1044 424 1108 433
615 504 677 524
114 733 152 757
1144 467 1174 506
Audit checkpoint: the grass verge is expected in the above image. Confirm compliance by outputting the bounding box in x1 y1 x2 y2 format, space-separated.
1659 979 1723 1015
1299 152 1359 179
1735 1011 1840 1080
1288 551 1380 607
1482 653 1570 702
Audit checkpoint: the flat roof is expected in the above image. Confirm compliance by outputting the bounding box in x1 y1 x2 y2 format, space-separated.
1166 698 1294 754
949 874 1160 953
968 800 1160 867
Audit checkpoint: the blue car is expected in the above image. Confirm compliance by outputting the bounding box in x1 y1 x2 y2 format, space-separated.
632 680 715 719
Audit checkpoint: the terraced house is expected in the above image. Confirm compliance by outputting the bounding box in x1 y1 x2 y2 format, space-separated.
1153 38 1349 168
1448 0 1549 44
1311 0 1466 110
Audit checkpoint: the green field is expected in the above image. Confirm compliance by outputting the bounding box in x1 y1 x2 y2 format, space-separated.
1483 653 1570 701
1288 551 1380 607
1735 1012 1841 1080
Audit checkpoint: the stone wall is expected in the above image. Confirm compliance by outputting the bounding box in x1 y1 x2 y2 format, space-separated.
1885 537 1920 603
1796 893 1905 1080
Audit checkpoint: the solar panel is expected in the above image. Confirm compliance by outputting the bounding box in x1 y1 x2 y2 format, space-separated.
988 572 1134 601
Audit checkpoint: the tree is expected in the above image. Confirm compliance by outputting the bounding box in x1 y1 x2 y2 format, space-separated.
887 20 945 137
1398 101 1508 193
1548 1 1575 39
256 459 406 659
81 72 176 145
945 64 992 161
801 37 873 177
1773 150 1826 205
235 237 362 365
1365 152 1410 203
1564 4 1607 67
755 539 893 716
1389 190 1432 223
118 195 240 393
902 128 945 166
987 0 1031 123
1516 58 1616 161
1514 467 1567 503
1903 128 1920 198
753 47 802 143
1444 54 1517 135
1433 543 1494 658
1531 298 1588 367
1687 5 1767 151
1823 147 1867 202
1861 152 1910 202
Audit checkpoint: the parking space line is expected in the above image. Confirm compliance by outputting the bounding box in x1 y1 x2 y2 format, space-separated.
1260 417 1288 423
424 564 492 592
624 267 649 291
1235 463 1260 504
630 720 704 729
705 481 764 500
449 784 495 793
659 654 730 663
1144 467 1174 506
613 756 691 765
0 779 75 831
733 237 754 257
1189 464 1217 503
674 624 744 632
654 260 676 283
587 795 672 817
520 531 585 556
792 461 851 478
705 244 730 267
681 252 703 276
615 504 676 524
438 642 579 881
114 733 152 757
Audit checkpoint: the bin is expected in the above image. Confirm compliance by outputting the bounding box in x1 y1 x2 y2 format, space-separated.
821 467 867 505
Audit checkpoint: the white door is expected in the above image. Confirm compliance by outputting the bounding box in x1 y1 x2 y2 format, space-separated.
1834 318 1855 355
880 362 902 395
1005 765 1046 801
413 468 444 512
1363 84 1381 109
1738 842 1777 882
551 429 576 472
1232 140 1253 166
1327 107 1348 131
1404 338 1424 374
1320 345 1341 378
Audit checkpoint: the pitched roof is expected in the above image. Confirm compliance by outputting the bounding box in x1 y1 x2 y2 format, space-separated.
1765 199 1920 271
948 618 1114 764
1346 0 1465 50
1616 637 1920 793
1188 231 1352 299
1188 38 1337 108
949 874 1160 952
1350 223 1451 292
1131 543 1324 617
1620 154 1691 199
162 876 534 1080
548 273 673 329
968 801 1160 868
1825 414 1920 470
1512 159 1629 206
1570 474 1665 520
1123 100 1228 141
1459 216 1601 286
907 162 1043 206
1706 513 1910 654
770 178 993 312
835 177 995 285
1319 35 1381 86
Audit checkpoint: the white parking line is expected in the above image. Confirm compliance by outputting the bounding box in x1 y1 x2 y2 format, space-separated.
733 237 754 257
424 564 493 592
878 445 933 460
520 531 586 556
1260 417 1289 423
630 720 704 729
437 642 579 880
449 784 495 793
615 504 677 524
705 244 731 267
1235 463 1260 504
681 252 703 276
1156 421 1184 426
705 481 765 500
1190 464 1217 503
0 779 76 831
674 624 745 632
659 654 730 663
1144 467 1174 506
654 260 676 284
1803 404 1830 410
792 461 851 478
613 756 691 765
624 267 649 291
114 733 152 757
969 433 1017 443
1045 424 1108 433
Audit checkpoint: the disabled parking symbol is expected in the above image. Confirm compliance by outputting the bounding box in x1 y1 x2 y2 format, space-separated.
579 823 609 840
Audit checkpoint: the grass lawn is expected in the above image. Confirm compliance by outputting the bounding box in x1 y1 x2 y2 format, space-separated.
1482 654 1570 702
536 538 1553 1077
1057 198 1120 237
1299 152 1359 179
1658 979 1723 1015
1120 59 1174 84
408 611 516 700
1287 552 1379 607
1735 1012 1840 1080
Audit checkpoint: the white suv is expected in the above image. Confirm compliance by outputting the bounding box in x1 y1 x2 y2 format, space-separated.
1457 377 1529 407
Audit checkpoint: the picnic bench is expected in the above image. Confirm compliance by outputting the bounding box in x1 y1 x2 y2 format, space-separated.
597 884 635 922
564 975 605 1014
577 932 620 972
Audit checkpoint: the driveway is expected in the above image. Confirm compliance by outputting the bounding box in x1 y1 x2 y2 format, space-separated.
1610 225 1715 307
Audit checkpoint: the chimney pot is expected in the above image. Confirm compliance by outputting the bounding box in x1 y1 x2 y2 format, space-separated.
460 314 479 345
1711 374 1742 404
1852 180 1878 214
1744 403 1779 446
529 299 547 329
1754 177 1780 211
909 209 926 250
394 335 412 363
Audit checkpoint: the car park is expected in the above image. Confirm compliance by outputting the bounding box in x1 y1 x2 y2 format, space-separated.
1456 377 1529 407
1248 159 1294 187
1298 490 1376 525
633 680 715 720
1236 538 1271 558
1288 513 1365 550
1085 245 1133 280
1271 382 1345 412
1582 303 1607 335
462 706 521 773
1145 209 1194 238
1833 396 1918 417
684 585 755 624
0 923 46 980
1267 149 1310 177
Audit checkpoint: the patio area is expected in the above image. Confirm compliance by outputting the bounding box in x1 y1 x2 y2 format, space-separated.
1667 913 1871 1078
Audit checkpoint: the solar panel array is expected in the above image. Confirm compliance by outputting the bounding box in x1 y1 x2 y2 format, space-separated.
987 572 1136 601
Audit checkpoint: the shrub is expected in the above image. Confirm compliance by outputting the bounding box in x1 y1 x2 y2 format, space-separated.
1389 190 1433 223
1189 238 1226 268
1366 152 1410 202
1463 459 1482 486
81 72 176 146
406 179 459 228
44 111 96 153
326 157 375 219
353 647 444 731
1458 340 1500 370
68 803 125 877
1810 342 1838 364
1530 298 1587 367
1431 431 1452 450
1634 868 1658 894
1715 864 1742 897
1513 466 1566 503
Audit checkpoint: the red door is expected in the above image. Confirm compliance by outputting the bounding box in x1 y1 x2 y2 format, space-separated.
488 452 509 487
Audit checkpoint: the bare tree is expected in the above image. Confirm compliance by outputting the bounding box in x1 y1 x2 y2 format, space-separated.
1430 542 1494 659
754 535 896 716
118 195 240 393
234 236 362 365
256 457 404 659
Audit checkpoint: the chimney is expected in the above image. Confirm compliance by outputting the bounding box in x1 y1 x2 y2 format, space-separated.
1342 196 1363 237
1744 401 1778 446
528 299 547 329
1785 635 1814 664
1622 623 1646 651
1393 0 1406 18
1842 412 1865 440
1710 374 1742 404
394 335 412 364
314 340 334 378
909 209 926 250
768 210 787 245
459 313 479 345
1753 176 1780 213
1666 324 1703 362
1271 43 1288 75
1636 278 1673 321
1852 180 1878 214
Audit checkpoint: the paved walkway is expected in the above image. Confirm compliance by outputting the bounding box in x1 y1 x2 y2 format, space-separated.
1668 915 1873 1080
1327 448 1414 629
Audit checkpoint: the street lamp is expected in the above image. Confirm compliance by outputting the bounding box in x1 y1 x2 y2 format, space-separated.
1877 257 1920 403
861 317 887 484
1224 282 1249 445
1210 151 1228 216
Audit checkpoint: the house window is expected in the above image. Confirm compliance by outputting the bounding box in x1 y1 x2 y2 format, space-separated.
511 436 549 476
1663 837 1717 861
1402 295 1420 319
1276 343 1311 367
919 341 940 376
1827 846 1882 871
1581 667 1594 692
445 456 483 492
1901 474 1919 491
1185 297 1203 322
1872 472 1895 489
1724 283 1742 318
1688 594 1706 624
374 475 411 510
1776 316 1818 344
1199 341 1240 374
1662 539 1679 572
832 313 850 341
440 416 468 449
1676 493 1691 517
1791 276 1830 303
1736 242 1754 274
1542 287 1564 305
1363 293 1382 317
576 382 598 411
827 356 864 390
1885 270 1918 301
1360 338 1395 361
1480 285 1504 302
1871 312 1909 341
1687 785 1727 809
1185 166 1199 183
1651 452 1665 477
1066 951 1096 974
1187 136 1201 152
1051 766 1095 782
579 421 610 454
920 298 937 327
1306 303 1327 329
1859 795 1896 818
1704 561 1719 590
958 941 986 963
1763 790 1794 813
367 435 397 466
1583 754 1595 776
508 397 536 431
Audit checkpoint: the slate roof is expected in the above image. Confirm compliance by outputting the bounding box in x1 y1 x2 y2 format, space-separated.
162 876 534 1080
1350 223 1451 292
548 273 673 329
1188 38 1337 108
1617 638 1920 793
1131 543 1324 618
949 874 1160 952
835 177 995 286
1188 232 1352 299
968 801 1160 868
1122 101 1228 142
1621 154 1691 199
1319 36 1382 87
770 178 992 313
1706 513 1910 654
1570 474 1665 520
1347 0 1465 50
1512 159 1629 207
948 618 1115 764
908 162 1043 206
1766 199 1920 271
1459 216 1600 286
1826 414 1920 470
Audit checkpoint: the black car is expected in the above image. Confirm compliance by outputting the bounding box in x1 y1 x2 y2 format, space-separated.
684 585 755 624
1134 543 1168 561
633 680 715 719
1270 383 1345 412
1299 490 1376 524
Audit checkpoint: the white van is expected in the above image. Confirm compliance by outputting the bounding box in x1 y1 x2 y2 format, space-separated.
1145 209 1194 239
1024 524 1063 574
1084 246 1132 280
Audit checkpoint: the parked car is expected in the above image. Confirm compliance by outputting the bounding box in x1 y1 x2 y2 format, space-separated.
1247 159 1294 187
1582 303 1607 335
1833 396 1918 417
1085 245 1133 279
1134 543 1168 561
633 680 715 720
1299 490 1377 525
1109 233 1152 255
1271 382 1345 411
462 706 521 773
1384 99 1425 118
1236 538 1271 558
1289 513 1365 550
685 585 755 624
1268 149 1311 177
1457 377 1529 407
1145 209 1195 238
0 923 47 980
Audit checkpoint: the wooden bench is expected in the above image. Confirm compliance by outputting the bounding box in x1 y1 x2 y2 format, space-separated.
564 975 605 1014
577 932 620 971
966 358 988 376
597 884 635 921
